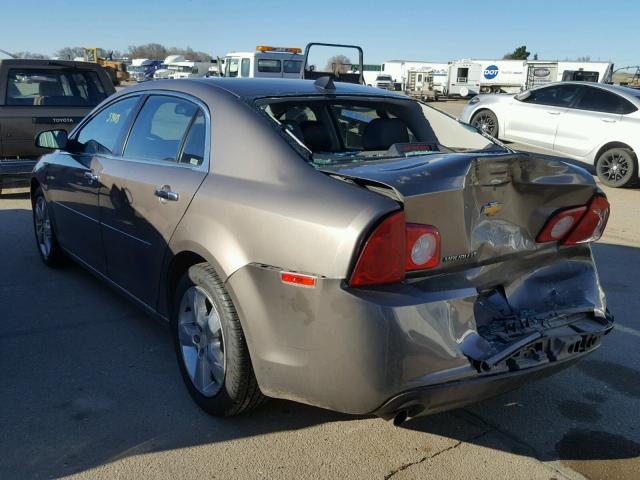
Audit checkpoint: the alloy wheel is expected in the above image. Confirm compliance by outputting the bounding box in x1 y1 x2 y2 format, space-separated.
34 196 52 258
472 112 497 137
597 151 632 187
178 286 225 397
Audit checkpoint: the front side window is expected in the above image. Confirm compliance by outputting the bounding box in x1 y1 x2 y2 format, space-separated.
574 87 636 114
257 59 281 73
6 69 108 106
124 96 198 163
241 58 251 77
523 84 580 107
75 96 140 155
283 60 302 74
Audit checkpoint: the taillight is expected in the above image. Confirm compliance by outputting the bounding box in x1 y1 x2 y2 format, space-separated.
406 224 440 270
536 195 610 245
536 207 587 243
564 195 610 244
349 212 440 287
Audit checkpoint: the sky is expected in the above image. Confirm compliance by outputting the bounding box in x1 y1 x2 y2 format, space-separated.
2 0 639 68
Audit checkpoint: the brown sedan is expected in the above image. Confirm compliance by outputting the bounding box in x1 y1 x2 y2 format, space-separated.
30 78 613 424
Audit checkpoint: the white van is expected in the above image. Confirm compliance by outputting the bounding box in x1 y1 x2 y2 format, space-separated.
224 46 303 79
153 55 187 80
168 61 212 79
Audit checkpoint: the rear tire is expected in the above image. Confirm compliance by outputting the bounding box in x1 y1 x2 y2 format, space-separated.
172 262 265 416
595 147 638 188
470 109 499 138
32 186 67 267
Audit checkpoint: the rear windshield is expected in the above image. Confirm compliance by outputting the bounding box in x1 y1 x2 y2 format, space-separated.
258 96 506 165
6 69 108 107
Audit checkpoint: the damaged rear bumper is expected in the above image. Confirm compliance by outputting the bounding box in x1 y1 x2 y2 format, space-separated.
375 313 613 421
225 245 613 416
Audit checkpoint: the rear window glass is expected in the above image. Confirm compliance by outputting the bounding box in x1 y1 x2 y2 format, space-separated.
258 59 281 73
259 97 503 165
6 69 108 106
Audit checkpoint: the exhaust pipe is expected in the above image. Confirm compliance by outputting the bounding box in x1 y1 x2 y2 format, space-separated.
392 410 408 427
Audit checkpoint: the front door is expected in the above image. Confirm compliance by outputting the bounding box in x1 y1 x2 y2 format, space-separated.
46 95 141 272
504 83 581 150
97 94 208 308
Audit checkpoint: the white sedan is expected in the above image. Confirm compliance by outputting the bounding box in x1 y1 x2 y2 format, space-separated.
461 82 640 187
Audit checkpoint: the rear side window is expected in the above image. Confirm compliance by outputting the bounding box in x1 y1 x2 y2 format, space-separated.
124 96 198 163
574 87 637 114
226 58 239 77
180 110 206 166
241 58 251 77
75 96 139 155
283 60 302 74
523 84 580 107
6 69 108 106
258 59 281 73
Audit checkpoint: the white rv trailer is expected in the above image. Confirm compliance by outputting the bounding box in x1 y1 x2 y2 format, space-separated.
224 46 303 79
153 55 187 80
447 61 482 97
168 60 212 79
382 60 449 92
524 61 614 89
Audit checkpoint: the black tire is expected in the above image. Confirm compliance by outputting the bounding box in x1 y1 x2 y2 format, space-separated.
32 186 67 267
595 147 638 188
172 262 265 416
470 109 499 138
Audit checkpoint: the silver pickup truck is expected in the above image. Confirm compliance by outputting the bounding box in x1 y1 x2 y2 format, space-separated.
0 59 115 193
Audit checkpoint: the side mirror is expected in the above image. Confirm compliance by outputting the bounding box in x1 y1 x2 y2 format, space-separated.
36 129 68 150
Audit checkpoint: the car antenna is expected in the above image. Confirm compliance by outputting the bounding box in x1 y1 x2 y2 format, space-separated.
314 76 336 90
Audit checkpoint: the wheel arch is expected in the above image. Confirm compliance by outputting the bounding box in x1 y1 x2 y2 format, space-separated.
593 141 636 166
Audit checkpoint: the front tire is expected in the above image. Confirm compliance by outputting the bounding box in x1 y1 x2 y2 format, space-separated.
32 186 67 267
471 109 499 138
595 147 638 188
172 263 265 416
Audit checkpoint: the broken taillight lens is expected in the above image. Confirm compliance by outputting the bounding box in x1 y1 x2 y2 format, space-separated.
349 212 440 287
536 195 610 245
564 195 610 245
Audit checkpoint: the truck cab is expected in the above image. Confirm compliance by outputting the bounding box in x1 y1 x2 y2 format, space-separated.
224 46 303 79
168 61 212 79
129 58 162 82
0 59 115 193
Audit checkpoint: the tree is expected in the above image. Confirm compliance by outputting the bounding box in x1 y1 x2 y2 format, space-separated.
54 47 85 60
577 55 591 62
533 53 539 60
503 46 530 60
13 51 48 59
324 55 352 74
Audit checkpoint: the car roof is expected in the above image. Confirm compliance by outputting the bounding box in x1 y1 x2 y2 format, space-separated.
0 58 103 69
189 77 407 100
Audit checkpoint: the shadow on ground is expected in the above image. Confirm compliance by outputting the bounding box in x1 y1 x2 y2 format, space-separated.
1 206 639 479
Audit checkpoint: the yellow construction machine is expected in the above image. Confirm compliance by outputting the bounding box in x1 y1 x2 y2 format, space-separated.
83 47 129 85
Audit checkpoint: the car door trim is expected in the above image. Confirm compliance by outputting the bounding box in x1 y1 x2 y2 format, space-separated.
52 200 99 223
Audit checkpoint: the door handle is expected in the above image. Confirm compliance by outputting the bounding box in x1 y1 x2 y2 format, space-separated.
155 186 179 202
84 171 99 183
546 111 561 115
600 118 617 123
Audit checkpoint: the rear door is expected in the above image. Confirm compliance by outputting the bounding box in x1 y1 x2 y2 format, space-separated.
504 83 580 149
96 93 209 307
554 86 633 159
1 68 110 159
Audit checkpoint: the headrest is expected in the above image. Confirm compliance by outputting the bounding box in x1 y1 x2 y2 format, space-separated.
362 118 410 150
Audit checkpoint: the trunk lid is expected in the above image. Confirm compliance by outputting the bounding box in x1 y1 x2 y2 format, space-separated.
320 152 596 271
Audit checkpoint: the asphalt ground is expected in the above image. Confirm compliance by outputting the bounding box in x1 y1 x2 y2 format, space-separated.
1 101 639 479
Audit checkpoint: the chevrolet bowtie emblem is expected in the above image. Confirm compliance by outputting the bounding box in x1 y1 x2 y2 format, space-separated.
481 201 504 217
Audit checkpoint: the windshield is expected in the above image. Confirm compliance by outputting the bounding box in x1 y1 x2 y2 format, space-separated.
377 75 392 81
129 66 149 73
168 65 193 72
258 96 505 165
